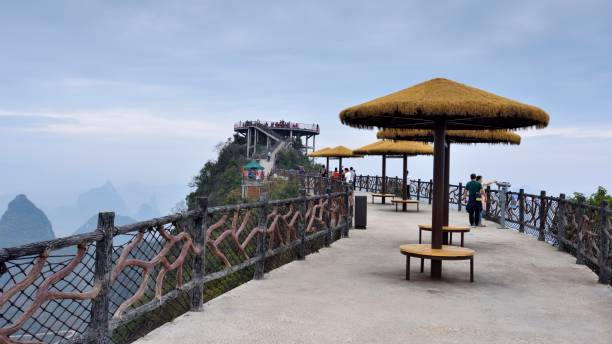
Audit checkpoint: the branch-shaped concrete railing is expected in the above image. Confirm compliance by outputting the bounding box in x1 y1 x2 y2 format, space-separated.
0 188 353 344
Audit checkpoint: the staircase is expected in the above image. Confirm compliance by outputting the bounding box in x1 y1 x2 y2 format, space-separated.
258 140 288 176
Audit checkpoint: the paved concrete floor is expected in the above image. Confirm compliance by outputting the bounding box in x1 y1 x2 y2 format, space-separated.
135 195 612 344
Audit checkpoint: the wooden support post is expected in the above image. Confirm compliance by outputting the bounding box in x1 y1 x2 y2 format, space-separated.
325 187 332 246
557 194 566 251
381 155 387 203
88 212 114 344
431 120 446 279
298 189 307 260
598 201 610 284
538 190 546 241
519 189 525 233
417 179 421 201
190 197 207 311
365 175 370 192
576 199 585 265
458 182 463 212
254 193 269 280
443 142 450 230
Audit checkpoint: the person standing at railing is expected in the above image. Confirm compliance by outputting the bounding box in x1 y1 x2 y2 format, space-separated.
332 168 340 181
350 167 356 188
476 175 496 227
463 173 483 227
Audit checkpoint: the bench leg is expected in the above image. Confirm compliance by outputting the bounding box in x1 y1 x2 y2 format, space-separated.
470 257 474 283
395 203 398 212
420 258 424 273
406 256 410 280
461 233 464 247
417 203 419 212
449 232 453 245
419 229 422 244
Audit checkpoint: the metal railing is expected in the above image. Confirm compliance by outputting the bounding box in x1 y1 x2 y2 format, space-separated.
351 174 612 286
0 188 352 344
234 121 320 133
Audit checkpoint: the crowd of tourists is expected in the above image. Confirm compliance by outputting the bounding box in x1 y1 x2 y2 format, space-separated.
236 120 320 132
463 174 496 227
321 166 356 186
243 168 265 181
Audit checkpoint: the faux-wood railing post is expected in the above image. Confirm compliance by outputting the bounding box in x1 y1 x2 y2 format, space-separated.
417 179 421 201
254 193 269 280
538 190 546 241
597 201 610 284
428 179 432 204
485 186 491 219
576 199 585 265
297 189 307 260
518 189 525 233
457 182 463 212
557 194 566 251
190 197 208 311
88 212 114 344
343 185 351 238
325 187 332 247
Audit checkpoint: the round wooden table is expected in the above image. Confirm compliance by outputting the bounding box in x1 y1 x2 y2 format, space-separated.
418 224 470 247
400 244 475 282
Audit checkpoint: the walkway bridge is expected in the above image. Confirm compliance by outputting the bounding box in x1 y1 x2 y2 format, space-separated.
135 197 612 344
1 174 610 344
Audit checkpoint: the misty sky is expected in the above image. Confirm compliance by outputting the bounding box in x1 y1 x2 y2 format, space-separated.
1 0 611 209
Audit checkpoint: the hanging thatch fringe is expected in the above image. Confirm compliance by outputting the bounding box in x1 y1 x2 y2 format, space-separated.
339 78 549 130
353 140 433 156
377 129 521 145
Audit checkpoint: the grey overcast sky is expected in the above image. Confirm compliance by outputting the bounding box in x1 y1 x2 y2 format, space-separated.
0 0 611 207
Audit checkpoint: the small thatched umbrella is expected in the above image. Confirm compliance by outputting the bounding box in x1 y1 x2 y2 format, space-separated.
308 147 333 172
340 78 549 279
353 140 433 207
378 129 521 233
312 145 361 172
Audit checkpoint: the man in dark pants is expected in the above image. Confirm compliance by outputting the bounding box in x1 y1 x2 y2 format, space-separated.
463 173 483 227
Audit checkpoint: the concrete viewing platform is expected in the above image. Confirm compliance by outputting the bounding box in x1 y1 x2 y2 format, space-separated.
135 193 612 344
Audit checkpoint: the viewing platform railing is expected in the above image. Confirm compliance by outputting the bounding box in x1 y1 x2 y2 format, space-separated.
0 188 352 344
349 174 611 287
234 121 320 133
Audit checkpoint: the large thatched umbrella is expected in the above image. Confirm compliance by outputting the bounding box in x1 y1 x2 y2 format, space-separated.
378 129 521 234
340 78 549 279
311 145 360 172
308 147 333 172
353 140 433 207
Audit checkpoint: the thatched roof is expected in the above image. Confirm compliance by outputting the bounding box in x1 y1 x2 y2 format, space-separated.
353 140 433 156
339 78 549 130
320 145 361 158
377 129 521 145
308 147 332 157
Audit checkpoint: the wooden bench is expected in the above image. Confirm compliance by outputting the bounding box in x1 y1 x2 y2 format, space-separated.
391 198 419 212
371 193 396 204
400 244 475 282
418 224 470 247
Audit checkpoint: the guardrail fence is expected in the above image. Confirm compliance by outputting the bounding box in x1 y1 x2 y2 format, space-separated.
350 174 611 286
0 187 353 344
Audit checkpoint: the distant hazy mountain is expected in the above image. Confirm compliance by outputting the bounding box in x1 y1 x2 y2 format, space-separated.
48 181 130 237
0 195 55 248
133 197 161 220
117 182 188 215
0 193 17 214
74 213 137 234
